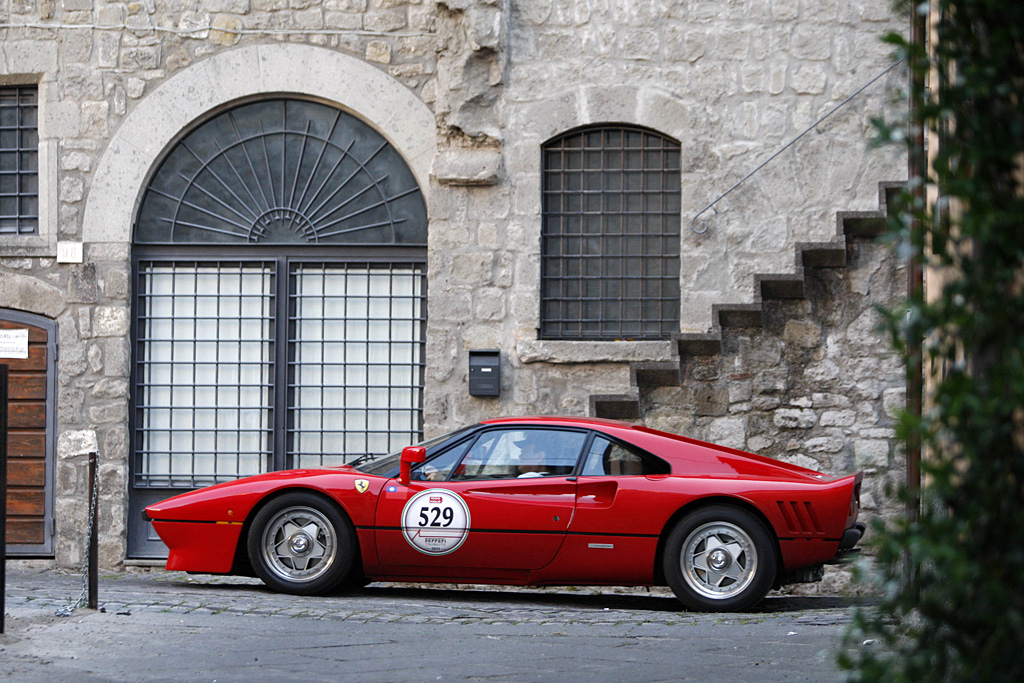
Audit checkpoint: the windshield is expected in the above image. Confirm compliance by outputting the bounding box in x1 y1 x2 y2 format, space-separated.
353 424 477 476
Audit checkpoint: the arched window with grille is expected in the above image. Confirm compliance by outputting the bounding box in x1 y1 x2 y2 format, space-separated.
541 125 681 340
129 98 427 557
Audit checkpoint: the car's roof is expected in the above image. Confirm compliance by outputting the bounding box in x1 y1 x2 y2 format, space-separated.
476 416 828 481
480 415 640 429
479 416 662 447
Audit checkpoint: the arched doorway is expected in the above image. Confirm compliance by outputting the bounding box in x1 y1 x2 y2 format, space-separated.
128 98 428 557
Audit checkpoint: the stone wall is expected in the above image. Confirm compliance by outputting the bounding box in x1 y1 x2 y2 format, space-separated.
645 236 905 517
425 0 906 432
1 0 441 567
0 246 131 566
648 235 906 594
0 0 906 571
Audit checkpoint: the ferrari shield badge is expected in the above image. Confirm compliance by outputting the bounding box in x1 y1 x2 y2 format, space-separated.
401 488 471 556
354 479 370 494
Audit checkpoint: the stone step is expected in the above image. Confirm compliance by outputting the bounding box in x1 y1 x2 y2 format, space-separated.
589 394 641 420
839 211 887 239
676 333 723 357
631 361 683 389
799 241 848 268
715 303 764 328
590 181 904 420
757 273 806 300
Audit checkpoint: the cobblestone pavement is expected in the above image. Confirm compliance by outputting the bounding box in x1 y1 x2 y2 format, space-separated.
1 565 863 682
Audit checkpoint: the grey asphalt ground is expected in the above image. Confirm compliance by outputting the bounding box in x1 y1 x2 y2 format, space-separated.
1 565 866 682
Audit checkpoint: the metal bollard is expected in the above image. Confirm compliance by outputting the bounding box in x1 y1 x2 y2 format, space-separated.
54 449 101 618
88 451 97 610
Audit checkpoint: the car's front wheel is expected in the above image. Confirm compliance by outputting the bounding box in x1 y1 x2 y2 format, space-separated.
247 491 356 595
663 505 777 612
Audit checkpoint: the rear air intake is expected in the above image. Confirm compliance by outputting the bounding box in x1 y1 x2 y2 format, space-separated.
776 501 824 535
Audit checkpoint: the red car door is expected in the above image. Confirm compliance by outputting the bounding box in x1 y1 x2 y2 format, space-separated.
540 434 673 585
374 428 588 573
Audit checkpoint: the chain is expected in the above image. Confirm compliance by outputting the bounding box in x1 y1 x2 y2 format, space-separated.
55 454 98 617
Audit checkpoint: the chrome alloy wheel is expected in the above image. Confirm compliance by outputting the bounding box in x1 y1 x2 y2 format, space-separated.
680 521 758 600
260 505 338 584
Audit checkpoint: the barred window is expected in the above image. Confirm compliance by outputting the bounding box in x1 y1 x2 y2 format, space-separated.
0 86 38 235
541 126 681 340
133 260 426 487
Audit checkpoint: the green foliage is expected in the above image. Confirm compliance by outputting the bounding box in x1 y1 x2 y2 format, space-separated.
841 1 1024 681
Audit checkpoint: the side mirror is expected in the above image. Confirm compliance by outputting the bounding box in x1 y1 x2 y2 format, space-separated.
398 446 426 486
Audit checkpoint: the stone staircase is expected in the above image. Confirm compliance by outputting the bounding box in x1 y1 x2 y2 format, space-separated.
589 181 904 421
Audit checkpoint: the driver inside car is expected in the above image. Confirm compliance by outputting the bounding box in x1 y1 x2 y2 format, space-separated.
516 438 549 478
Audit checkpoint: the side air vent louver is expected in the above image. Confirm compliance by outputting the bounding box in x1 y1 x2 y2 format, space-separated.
776 501 824 536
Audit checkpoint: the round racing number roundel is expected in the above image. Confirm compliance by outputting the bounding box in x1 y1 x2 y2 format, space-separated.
401 488 471 556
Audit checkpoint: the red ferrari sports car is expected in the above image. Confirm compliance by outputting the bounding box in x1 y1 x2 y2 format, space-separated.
144 416 864 612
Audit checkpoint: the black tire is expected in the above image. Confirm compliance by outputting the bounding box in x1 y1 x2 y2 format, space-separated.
341 574 373 589
663 505 777 612
247 491 356 595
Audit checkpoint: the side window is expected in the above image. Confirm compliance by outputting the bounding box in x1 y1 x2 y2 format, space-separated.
0 85 38 236
451 429 587 480
412 440 471 482
540 125 681 340
582 436 665 476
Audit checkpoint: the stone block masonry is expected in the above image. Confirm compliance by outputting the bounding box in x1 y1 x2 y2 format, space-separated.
0 0 906 583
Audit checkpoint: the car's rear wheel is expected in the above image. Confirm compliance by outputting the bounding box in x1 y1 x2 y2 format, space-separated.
663 505 777 612
247 491 355 595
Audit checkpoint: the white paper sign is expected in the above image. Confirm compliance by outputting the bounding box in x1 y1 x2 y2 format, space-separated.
0 329 30 359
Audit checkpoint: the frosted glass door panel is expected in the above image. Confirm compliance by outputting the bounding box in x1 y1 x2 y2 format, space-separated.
135 262 274 486
289 263 425 468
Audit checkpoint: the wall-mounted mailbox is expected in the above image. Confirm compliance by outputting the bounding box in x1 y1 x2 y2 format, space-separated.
468 350 501 397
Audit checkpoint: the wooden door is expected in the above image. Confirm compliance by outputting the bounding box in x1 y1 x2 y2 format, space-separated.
2 315 53 555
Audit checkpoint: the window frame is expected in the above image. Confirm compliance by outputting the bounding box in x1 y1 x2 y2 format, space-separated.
416 426 592 482
540 124 682 341
579 433 671 477
409 426 673 482
0 79 56 257
129 246 428 488
133 97 426 247
0 84 38 236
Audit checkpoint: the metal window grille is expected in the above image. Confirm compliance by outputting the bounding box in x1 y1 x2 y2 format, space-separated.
541 126 681 340
133 259 427 487
134 261 276 488
134 99 427 247
0 86 39 235
289 262 426 468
